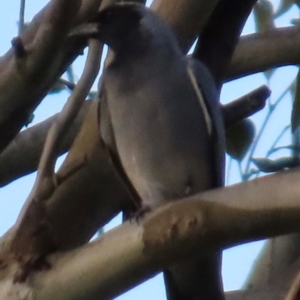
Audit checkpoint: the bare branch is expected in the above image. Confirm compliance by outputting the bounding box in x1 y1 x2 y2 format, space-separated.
199 167 300 211
45 99 132 251
0 101 92 187
30 192 300 300
223 85 270 129
228 26 300 81
286 271 300 300
244 233 300 293
151 0 220 52
226 289 287 300
35 39 102 197
8 40 102 279
0 98 131 253
78 0 104 22
193 0 258 89
2 143 300 296
0 0 102 153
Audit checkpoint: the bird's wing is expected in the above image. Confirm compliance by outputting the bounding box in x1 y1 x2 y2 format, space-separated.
98 81 141 216
187 58 225 187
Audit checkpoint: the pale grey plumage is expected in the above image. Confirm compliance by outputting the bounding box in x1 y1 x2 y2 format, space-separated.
96 3 225 300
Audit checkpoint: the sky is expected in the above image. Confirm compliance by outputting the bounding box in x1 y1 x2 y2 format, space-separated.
0 0 298 299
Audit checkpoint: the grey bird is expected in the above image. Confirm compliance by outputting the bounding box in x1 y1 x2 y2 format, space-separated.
89 3 225 300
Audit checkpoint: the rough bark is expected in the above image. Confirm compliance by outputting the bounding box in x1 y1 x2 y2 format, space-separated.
0 170 299 299
0 100 92 187
228 26 300 81
0 0 103 153
151 0 220 52
193 0 258 88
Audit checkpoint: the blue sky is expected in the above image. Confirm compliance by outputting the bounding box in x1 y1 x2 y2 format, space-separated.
0 1 298 299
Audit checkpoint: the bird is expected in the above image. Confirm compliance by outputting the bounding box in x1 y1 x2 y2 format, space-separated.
83 3 225 300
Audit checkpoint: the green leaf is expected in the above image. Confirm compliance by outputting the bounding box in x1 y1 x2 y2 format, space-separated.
291 69 300 132
226 119 256 161
252 156 300 172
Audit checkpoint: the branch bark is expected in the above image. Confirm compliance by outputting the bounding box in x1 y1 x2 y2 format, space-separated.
0 0 104 153
223 85 269 129
193 0 258 89
151 0 220 52
0 0 82 153
12 178 300 299
33 99 132 251
228 26 300 81
9 39 102 280
2 143 300 298
0 100 92 187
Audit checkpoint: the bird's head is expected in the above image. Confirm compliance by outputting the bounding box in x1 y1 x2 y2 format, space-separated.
71 3 181 57
92 3 146 52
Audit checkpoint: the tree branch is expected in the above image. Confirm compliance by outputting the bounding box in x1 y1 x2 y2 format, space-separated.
244 233 300 292
193 0 258 89
26 187 300 300
151 0 221 52
0 100 92 187
2 142 300 297
0 0 83 153
223 85 270 129
34 39 102 198
0 0 104 153
29 99 132 251
225 289 287 300
9 39 102 279
228 26 300 81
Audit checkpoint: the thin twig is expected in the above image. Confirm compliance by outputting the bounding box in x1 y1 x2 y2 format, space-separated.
18 0 26 35
244 80 295 179
34 39 102 199
267 125 290 156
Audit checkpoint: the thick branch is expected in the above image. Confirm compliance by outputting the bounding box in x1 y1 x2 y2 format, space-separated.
0 101 91 187
78 0 105 22
30 192 300 300
228 26 300 81
2 149 300 298
0 0 82 153
8 40 102 277
244 233 300 291
225 289 287 300
199 167 300 210
151 0 220 52
0 0 103 153
193 0 258 88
